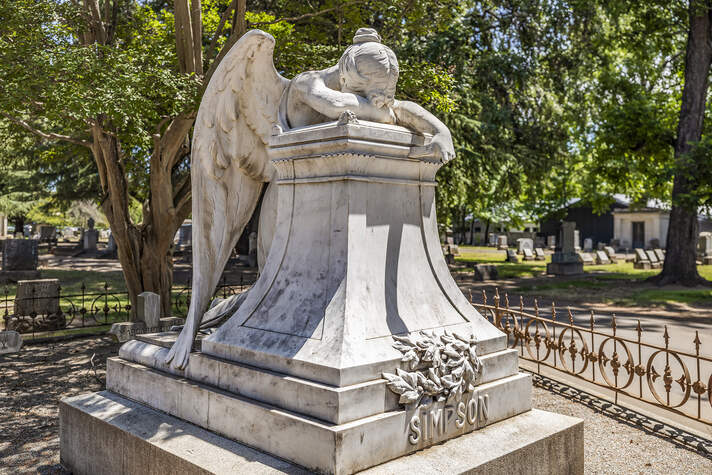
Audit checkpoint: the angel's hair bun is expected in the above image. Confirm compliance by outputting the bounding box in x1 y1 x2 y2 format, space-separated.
352 28 381 44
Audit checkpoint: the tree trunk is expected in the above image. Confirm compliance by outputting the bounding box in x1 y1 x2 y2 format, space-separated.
653 2 712 286
92 121 190 320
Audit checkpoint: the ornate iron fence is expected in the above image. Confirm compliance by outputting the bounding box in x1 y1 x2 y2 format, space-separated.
473 288 712 438
2 274 256 339
2 283 131 337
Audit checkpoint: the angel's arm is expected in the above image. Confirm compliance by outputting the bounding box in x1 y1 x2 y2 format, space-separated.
393 100 455 163
293 72 395 123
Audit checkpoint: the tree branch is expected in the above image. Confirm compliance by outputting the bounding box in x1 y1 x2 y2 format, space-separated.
206 0 236 61
2 113 92 148
250 0 366 26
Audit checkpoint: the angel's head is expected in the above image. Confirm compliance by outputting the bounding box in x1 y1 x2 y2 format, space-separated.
338 28 398 109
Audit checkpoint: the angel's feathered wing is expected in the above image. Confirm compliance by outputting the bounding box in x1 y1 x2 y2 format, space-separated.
166 30 288 369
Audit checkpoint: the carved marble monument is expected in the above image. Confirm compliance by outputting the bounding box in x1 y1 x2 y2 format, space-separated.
60 29 582 474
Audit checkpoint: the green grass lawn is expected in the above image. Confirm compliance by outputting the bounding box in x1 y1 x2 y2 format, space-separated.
456 246 712 307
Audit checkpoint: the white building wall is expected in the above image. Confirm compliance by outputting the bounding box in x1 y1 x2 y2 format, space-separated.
613 211 668 249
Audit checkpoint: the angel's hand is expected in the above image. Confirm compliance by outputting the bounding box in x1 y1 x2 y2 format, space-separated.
430 131 455 163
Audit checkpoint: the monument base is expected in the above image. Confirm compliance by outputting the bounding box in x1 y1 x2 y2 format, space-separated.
60 391 582 475
546 261 583 276
703 256 712 265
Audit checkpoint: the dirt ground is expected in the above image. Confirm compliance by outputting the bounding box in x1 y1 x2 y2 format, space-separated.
0 337 119 474
1 336 710 474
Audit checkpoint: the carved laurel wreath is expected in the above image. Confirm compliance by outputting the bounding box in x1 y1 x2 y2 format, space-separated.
383 330 483 406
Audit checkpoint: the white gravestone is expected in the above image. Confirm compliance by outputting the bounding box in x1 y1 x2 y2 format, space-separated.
137 291 161 330
516 237 533 254
654 248 665 262
534 248 546 260
522 248 535 261
496 234 508 250
61 28 582 475
634 248 651 269
595 250 611 265
574 229 581 250
578 252 595 265
583 237 593 252
699 233 712 264
604 246 618 263
646 249 661 268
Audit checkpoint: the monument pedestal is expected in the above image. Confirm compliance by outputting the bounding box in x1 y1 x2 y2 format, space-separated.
61 391 582 475
547 222 583 276
61 120 581 474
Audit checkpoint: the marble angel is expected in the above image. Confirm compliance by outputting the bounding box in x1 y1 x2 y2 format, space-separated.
166 27 456 369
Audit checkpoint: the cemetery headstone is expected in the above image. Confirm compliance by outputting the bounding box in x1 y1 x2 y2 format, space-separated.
516 237 534 254
496 234 508 250
699 233 712 265
583 238 593 252
506 249 519 263
83 219 98 251
547 235 556 250
646 250 661 268
0 239 41 282
248 231 258 267
574 229 581 251
473 264 498 281
8 279 65 332
83 230 98 251
578 252 595 265
603 246 618 263
595 250 611 265
534 248 546 261
649 238 660 249
634 248 651 269
654 249 665 263
14 279 60 317
0 331 22 354
106 233 117 255
109 292 186 342
62 227 76 241
522 248 535 261
178 223 192 249
137 291 161 330
38 225 57 246
547 221 583 275
488 233 497 246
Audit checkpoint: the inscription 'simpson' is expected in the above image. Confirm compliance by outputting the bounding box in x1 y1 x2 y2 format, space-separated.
408 393 489 444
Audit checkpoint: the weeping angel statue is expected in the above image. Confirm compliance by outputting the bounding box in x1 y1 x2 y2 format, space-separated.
166 27 455 369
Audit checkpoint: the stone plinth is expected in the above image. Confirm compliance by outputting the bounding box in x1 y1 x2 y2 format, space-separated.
203 119 506 385
60 392 582 475
61 120 576 474
83 229 98 251
547 222 583 276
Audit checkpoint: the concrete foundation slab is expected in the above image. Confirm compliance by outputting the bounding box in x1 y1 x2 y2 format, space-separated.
60 392 582 475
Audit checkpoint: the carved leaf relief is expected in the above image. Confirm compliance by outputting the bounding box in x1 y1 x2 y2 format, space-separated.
383 330 483 407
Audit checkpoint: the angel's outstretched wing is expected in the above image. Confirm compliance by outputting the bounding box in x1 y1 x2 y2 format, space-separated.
166 30 288 369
